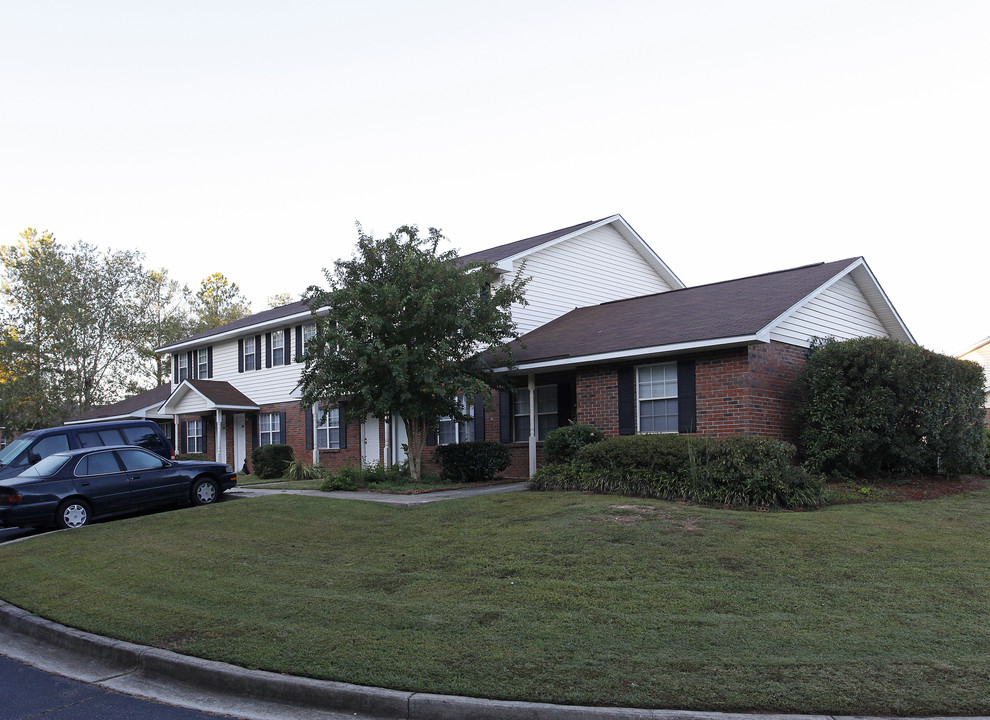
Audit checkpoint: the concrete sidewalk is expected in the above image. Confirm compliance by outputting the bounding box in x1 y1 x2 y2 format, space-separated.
227 481 530 505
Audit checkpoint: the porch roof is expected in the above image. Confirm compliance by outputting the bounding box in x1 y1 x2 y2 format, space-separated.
159 380 260 415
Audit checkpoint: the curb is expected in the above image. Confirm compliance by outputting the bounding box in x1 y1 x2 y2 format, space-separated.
0 601 982 720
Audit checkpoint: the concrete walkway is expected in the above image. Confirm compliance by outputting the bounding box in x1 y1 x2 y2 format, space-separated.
228 480 530 505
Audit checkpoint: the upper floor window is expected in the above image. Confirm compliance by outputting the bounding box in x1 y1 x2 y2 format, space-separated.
272 332 285 366
301 323 316 356
637 362 678 433
244 339 256 371
177 353 188 382
197 348 209 379
512 386 557 441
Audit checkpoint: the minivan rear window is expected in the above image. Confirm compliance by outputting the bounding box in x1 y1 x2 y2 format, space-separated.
78 429 126 447
120 426 166 454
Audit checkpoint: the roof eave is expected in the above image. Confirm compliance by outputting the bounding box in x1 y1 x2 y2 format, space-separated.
495 334 764 374
158 307 328 354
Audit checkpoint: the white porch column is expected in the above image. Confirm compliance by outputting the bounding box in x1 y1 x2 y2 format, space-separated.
312 404 319 465
215 409 226 464
528 373 537 478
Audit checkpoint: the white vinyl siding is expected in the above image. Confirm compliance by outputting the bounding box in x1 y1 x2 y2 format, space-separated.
506 225 676 335
211 337 305 406
771 275 890 347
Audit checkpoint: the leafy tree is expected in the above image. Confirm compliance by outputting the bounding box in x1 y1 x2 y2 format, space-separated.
135 268 191 388
267 292 295 309
300 223 527 480
0 230 150 425
192 272 251 332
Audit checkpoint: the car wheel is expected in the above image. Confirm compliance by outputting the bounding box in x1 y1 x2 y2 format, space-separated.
56 499 91 529
191 477 219 506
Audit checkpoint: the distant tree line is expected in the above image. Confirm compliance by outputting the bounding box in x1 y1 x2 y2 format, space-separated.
0 228 286 430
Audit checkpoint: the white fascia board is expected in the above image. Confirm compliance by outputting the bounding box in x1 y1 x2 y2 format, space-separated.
956 336 990 358
494 334 763 374
762 258 915 345
158 306 329 355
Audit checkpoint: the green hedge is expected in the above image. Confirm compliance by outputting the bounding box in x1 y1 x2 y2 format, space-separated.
531 434 824 509
433 441 511 484
251 444 295 479
796 337 987 477
542 424 604 465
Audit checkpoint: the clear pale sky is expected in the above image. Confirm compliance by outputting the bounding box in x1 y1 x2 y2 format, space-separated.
2 1 987 355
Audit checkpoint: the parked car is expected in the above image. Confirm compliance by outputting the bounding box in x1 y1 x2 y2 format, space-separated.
0 446 236 530
0 420 173 482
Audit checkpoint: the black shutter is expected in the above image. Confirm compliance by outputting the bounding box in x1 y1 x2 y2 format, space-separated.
187 351 195 380
473 393 485 441
255 336 262 371
305 406 313 450
207 347 213 379
284 329 292 364
426 423 437 447
180 421 187 454
617 366 636 436
557 382 572 428
238 340 244 373
173 354 179 384
499 390 512 443
337 403 347 449
265 333 272 368
677 360 697 433
279 411 287 444
295 325 303 361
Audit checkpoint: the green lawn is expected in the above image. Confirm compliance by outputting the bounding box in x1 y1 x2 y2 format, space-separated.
1 489 989 715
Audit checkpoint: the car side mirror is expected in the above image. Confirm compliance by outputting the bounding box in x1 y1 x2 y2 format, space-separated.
27 451 41 465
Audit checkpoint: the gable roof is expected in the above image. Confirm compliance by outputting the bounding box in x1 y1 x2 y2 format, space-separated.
459 214 685 290
158 300 311 354
497 257 913 372
159 380 260 415
65 384 174 424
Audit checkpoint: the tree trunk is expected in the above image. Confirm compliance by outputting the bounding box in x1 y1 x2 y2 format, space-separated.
402 415 429 481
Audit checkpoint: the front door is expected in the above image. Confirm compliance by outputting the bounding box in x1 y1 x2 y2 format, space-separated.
361 414 380 467
233 413 246 472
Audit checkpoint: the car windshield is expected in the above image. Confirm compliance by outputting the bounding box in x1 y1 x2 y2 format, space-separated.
0 436 32 466
19 453 71 478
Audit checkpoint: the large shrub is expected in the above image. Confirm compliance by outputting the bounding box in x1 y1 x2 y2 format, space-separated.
251 444 295 479
531 434 823 509
542 424 604 465
795 337 986 477
433 441 511 484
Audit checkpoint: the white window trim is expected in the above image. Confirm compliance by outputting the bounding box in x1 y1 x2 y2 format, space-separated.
636 361 679 434
177 353 188 382
244 340 256 371
187 420 203 454
301 323 316 357
272 332 284 366
197 348 209 379
512 385 557 442
260 412 280 446
438 397 472 445
316 406 340 450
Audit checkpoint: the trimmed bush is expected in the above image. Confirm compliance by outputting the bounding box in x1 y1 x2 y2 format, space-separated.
542 424 605 465
433 441 511 484
796 337 987 477
320 465 363 491
531 434 824 509
252 444 295 479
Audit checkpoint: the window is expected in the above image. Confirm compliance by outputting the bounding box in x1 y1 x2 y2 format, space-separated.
438 397 471 445
316 407 340 450
637 362 678 433
512 386 558 441
260 412 281 446
244 340 256 371
75 451 123 476
117 448 167 471
197 348 210 378
301 324 316 356
187 420 204 454
177 353 188 382
272 332 284 366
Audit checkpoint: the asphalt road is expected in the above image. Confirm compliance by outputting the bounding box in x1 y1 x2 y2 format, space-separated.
0 654 238 720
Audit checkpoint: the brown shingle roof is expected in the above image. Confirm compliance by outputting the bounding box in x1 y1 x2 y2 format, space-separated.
67 384 173 423
501 258 860 366
184 380 258 408
458 218 609 264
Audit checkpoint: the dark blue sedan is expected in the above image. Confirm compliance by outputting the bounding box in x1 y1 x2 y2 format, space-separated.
0 446 237 530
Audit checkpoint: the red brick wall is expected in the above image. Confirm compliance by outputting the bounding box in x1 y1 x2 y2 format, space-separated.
695 342 807 442
576 366 620 436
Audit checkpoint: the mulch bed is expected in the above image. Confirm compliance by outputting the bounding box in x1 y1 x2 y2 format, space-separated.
827 474 988 503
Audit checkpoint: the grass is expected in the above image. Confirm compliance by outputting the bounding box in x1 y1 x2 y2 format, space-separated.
237 471 507 493
1 489 989 715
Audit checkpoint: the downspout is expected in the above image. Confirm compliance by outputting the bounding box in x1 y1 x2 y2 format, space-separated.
528 373 537 478
312 404 319 465
384 416 392 468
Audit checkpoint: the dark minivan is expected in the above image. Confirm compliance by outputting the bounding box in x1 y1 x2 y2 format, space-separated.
0 420 173 482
